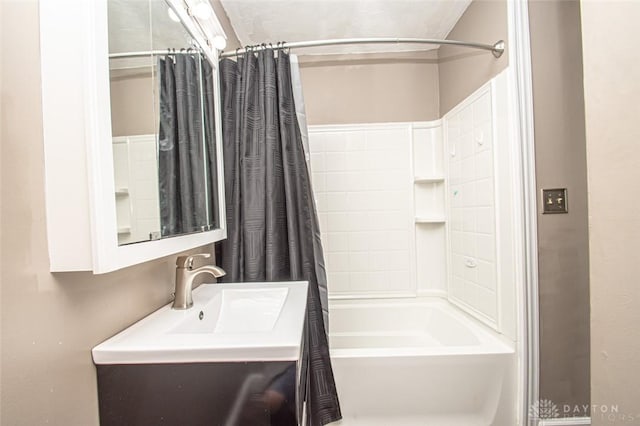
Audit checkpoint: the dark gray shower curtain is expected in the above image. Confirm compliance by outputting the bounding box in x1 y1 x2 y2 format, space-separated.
158 54 217 236
218 49 341 426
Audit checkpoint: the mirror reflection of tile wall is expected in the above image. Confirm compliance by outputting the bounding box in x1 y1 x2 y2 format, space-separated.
113 136 161 245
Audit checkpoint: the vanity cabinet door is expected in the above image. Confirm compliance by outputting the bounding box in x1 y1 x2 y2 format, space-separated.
96 361 299 426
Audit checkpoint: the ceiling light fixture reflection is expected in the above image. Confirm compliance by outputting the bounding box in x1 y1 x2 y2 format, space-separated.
193 3 213 20
212 35 227 50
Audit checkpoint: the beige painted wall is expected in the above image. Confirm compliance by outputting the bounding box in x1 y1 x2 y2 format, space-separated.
298 51 440 125
0 2 213 424
0 0 4 407
581 1 640 423
437 0 509 115
298 0 508 125
529 0 591 411
109 70 156 137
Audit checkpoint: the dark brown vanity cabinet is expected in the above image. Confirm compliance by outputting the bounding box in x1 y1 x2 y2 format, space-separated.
96 357 306 426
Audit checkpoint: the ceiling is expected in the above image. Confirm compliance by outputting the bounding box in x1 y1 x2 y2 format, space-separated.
219 0 472 55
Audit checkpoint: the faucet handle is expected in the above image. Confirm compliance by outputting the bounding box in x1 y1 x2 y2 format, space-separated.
176 253 211 270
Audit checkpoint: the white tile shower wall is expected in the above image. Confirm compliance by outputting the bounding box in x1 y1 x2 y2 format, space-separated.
447 87 499 326
308 125 415 296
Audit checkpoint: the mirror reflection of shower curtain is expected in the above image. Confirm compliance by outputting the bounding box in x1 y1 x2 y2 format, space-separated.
158 54 210 237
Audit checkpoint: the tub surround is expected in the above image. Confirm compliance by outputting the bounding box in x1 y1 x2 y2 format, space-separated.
308 70 516 339
446 80 500 328
446 71 517 338
309 71 518 425
308 122 448 299
308 123 416 298
412 122 448 298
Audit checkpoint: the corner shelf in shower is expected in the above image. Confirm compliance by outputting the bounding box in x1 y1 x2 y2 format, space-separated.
115 188 129 196
412 122 448 297
415 217 446 224
414 176 445 184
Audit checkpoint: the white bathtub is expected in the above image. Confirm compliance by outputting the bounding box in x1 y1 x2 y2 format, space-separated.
328 298 516 426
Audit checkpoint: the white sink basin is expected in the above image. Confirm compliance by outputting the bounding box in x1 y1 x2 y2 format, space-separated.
170 287 290 334
92 281 308 365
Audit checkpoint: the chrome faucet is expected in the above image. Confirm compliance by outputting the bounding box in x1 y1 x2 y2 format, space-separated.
172 253 226 310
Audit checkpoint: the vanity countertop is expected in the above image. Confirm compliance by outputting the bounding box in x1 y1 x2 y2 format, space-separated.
92 281 308 365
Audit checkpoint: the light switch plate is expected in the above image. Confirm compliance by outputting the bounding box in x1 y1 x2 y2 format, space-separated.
542 188 568 214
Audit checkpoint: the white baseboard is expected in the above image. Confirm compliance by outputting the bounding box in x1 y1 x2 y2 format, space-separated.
538 417 591 426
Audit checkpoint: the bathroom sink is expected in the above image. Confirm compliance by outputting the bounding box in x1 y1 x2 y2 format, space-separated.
170 287 290 334
92 281 308 365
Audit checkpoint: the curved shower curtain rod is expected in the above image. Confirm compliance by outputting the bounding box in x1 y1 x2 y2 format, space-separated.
220 37 505 59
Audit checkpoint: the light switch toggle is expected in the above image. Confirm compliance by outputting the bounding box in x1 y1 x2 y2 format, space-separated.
542 188 568 214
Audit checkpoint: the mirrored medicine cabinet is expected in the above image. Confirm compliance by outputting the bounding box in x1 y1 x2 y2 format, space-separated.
40 0 227 273
107 0 221 245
